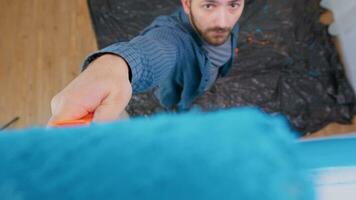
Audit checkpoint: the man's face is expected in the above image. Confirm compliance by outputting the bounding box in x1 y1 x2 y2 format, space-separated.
182 0 244 46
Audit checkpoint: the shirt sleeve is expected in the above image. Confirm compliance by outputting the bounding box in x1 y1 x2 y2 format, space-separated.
81 27 181 94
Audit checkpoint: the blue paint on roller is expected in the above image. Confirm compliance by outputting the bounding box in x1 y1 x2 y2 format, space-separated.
0 108 314 200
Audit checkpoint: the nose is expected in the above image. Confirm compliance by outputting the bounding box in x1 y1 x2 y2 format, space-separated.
215 8 229 28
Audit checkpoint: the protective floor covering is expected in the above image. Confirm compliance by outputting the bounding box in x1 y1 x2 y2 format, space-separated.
87 0 356 135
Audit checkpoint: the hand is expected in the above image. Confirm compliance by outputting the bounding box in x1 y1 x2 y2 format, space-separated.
48 54 132 124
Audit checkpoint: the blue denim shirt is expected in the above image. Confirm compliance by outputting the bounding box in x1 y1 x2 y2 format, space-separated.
82 7 239 110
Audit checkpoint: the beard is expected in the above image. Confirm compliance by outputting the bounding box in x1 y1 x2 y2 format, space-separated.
189 8 232 46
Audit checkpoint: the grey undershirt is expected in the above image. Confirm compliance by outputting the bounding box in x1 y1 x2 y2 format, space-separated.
202 36 232 90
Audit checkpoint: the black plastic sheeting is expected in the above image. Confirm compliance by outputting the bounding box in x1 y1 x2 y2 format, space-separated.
87 0 355 135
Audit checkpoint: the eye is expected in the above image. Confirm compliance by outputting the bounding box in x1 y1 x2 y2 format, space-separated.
203 4 214 9
230 3 240 9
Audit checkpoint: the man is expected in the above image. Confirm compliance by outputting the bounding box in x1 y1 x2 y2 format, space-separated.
49 0 245 123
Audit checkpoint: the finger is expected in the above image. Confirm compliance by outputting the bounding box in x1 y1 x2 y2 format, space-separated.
48 90 104 124
93 104 124 122
48 97 90 124
93 93 130 122
48 80 110 124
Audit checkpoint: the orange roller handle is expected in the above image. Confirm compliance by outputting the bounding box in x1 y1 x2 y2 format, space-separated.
50 113 94 127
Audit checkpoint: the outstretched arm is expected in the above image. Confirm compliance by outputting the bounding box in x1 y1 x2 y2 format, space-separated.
49 25 182 124
49 54 132 123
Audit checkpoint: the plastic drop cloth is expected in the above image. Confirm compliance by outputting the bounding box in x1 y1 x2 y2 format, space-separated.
87 0 356 135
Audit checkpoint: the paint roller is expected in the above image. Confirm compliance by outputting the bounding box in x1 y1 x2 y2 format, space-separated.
0 108 314 200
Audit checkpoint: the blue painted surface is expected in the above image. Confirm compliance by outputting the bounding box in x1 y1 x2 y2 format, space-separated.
299 135 356 169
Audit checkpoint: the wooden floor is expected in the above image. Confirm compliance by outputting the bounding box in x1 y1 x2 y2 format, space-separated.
0 0 97 128
0 0 355 137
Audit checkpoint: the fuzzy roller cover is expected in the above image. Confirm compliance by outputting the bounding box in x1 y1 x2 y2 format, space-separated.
0 108 314 200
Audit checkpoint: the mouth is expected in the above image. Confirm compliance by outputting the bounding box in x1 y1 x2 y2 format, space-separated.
209 30 229 38
212 31 227 36
203 29 231 45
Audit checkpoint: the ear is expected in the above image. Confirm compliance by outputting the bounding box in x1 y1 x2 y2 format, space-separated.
181 0 191 15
